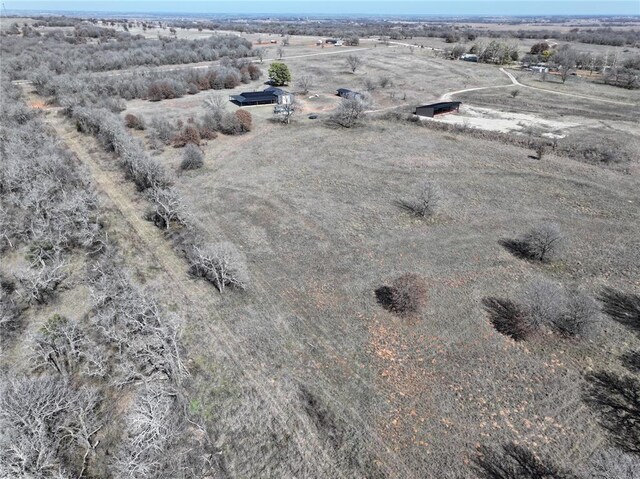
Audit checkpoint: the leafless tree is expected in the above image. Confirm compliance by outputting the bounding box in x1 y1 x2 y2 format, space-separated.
520 279 599 337
274 99 300 125
16 258 68 305
520 222 566 262
398 179 441 218
296 75 313 94
188 242 249 292
0 376 103 478
362 77 377 91
111 384 211 479
277 46 285 59
147 187 188 230
554 48 577 84
255 47 266 63
346 54 362 73
332 96 368 128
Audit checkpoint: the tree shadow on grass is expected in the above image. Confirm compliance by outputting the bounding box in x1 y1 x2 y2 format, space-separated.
482 297 531 341
621 350 640 374
374 286 394 312
583 370 640 455
473 442 579 479
599 287 640 335
499 238 534 261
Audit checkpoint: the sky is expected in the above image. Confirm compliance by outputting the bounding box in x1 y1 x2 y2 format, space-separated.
4 1 640 16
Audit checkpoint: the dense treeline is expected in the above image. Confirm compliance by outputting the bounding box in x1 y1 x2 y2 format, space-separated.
1 29 252 80
34 60 261 107
17 15 640 48
158 18 640 47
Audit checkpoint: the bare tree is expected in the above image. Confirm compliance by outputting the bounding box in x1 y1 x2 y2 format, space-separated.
274 98 299 124
362 77 377 92
0 376 103 478
277 46 285 59
554 48 577 84
296 75 313 94
255 47 266 63
520 222 566 262
16 258 68 305
398 179 442 218
346 54 362 73
332 96 368 128
188 242 249 292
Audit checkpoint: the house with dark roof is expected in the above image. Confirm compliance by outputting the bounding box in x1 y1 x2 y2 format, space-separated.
230 87 292 106
337 88 362 99
415 101 462 118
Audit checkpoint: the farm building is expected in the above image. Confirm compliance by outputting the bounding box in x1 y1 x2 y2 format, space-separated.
415 101 462 118
460 54 479 62
230 87 292 106
337 88 362 99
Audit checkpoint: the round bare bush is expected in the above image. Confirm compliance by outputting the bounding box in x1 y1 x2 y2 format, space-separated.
234 109 252 132
390 273 428 316
180 144 204 170
124 113 145 130
398 179 441 218
504 222 566 262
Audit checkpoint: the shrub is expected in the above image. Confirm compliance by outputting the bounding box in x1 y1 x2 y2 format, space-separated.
389 273 428 316
124 113 145 130
180 144 204 170
331 96 368 128
173 125 201 147
218 112 243 135
398 179 441 218
535 142 546 160
150 117 176 144
234 109 252 132
188 242 249 293
520 279 600 337
503 223 566 262
553 288 600 337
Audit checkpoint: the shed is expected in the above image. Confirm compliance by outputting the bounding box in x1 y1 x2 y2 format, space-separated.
230 87 292 106
337 88 361 99
415 101 462 118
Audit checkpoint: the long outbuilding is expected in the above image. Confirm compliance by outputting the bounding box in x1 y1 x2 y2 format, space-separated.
230 87 292 106
415 101 462 118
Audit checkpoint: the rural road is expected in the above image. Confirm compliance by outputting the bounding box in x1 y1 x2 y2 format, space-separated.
499 67 636 106
439 67 637 106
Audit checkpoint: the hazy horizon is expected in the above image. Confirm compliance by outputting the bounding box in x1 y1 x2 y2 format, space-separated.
4 0 640 17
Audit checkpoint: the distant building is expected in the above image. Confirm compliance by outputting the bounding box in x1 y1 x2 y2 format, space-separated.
230 87 292 106
460 54 478 62
415 101 462 118
530 65 549 73
337 88 361 99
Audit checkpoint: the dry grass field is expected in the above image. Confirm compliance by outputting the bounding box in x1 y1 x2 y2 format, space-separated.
3 18 640 477
108 35 640 475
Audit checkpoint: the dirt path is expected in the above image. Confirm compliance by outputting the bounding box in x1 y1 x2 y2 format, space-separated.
438 67 637 106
